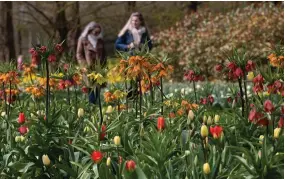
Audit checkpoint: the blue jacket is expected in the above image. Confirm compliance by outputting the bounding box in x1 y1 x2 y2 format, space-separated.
115 30 152 52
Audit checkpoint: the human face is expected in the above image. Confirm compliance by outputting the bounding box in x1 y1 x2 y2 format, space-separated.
131 16 141 29
90 27 101 36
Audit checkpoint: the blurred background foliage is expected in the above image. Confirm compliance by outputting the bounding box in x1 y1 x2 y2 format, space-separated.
0 1 283 81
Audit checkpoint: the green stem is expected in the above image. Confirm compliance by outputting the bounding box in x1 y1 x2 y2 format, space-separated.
243 74 248 117
238 78 245 117
139 78 142 121
98 87 103 125
45 59 50 122
160 77 163 115
193 81 197 103
8 81 11 117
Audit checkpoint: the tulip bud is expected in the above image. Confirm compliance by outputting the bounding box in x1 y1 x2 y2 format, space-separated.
207 116 212 125
42 154 51 166
274 128 282 139
194 155 198 166
15 136 21 142
84 126 90 133
77 108 84 118
188 110 195 121
59 155 62 162
214 115 220 123
37 110 45 116
106 157 111 166
247 72 254 81
201 125 209 138
20 135 25 142
1 111 6 117
203 163 211 175
203 115 207 123
18 113 25 124
106 106 113 114
126 160 136 172
185 150 190 156
259 135 264 144
114 136 121 146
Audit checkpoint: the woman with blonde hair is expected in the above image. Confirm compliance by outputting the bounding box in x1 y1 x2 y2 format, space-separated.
77 21 107 104
115 12 152 52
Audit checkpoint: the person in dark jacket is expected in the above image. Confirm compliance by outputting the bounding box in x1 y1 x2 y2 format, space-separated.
115 12 152 53
76 21 107 104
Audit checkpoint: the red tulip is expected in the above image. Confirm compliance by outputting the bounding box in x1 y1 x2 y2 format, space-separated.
227 97 232 103
63 64 69 72
234 67 243 78
253 84 263 93
257 118 269 126
253 74 264 84
100 125 106 140
19 126 28 135
200 98 207 105
48 54 56 62
18 113 25 124
278 117 284 128
55 44 63 53
227 62 237 71
82 86 89 94
40 46 47 53
58 80 66 90
208 95 214 104
29 48 38 56
157 117 165 132
125 160 136 172
215 64 223 72
264 100 274 113
245 60 255 72
210 126 223 139
91 151 103 164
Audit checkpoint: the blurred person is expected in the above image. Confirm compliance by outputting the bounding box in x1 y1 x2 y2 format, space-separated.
115 12 152 99
115 12 152 52
76 21 107 104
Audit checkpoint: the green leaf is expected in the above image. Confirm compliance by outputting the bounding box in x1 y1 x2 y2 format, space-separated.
233 155 256 176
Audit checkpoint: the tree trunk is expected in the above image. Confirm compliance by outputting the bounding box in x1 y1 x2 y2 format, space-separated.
4 1 16 62
55 2 68 50
127 1 136 13
68 1 80 56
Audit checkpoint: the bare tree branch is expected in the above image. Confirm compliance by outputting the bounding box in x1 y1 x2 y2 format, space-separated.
23 1 54 28
20 10 52 37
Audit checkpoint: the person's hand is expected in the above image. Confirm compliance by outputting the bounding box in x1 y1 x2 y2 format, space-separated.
128 43 135 49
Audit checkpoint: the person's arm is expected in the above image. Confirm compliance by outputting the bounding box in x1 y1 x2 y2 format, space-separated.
76 38 87 67
146 33 153 51
115 33 129 51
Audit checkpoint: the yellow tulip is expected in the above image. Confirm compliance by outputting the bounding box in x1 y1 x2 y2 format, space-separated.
106 157 111 166
42 154 51 166
188 110 195 121
259 135 264 144
78 108 84 118
214 115 220 123
201 125 209 138
106 105 113 114
274 128 282 139
247 72 254 81
203 163 211 175
114 136 121 146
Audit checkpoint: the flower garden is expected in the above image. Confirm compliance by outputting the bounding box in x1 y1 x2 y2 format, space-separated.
0 37 283 179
